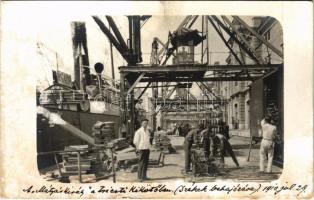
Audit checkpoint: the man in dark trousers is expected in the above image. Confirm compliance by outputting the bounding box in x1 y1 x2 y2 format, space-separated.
215 121 240 167
200 124 211 160
184 124 204 173
184 127 196 173
133 119 151 181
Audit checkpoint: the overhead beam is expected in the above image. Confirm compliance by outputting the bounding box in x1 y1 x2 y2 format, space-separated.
135 83 178 89
105 16 129 52
140 77 258 82
232 16 283 58
126 73 146 94
119 63 281 73
155 99 227 105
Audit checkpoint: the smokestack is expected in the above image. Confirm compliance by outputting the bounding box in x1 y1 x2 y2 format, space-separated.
71 22 89 90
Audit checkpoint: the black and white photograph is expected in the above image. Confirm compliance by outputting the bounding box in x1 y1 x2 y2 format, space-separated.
0 1 312 199
36 15 284 183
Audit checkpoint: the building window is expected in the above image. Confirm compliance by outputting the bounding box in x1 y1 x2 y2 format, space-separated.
235 81 238 86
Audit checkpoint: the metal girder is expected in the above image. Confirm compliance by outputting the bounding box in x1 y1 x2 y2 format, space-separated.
188 90 197 100
105 16 129 52
187 15 199 29
157 40 169 58
136 82 151 101
199 82 220 99
135 84 178 89
141 77 257 82
126 73 146 94
208 17 243 66
140 15 152 21
92 16 130 62
209 16 261 65
165 85 178 99
232 16 283 58
155 99 227 105
119 63 280 73
178 15 193 30
196 82 210 100
221 16 265 64
155 37 166 48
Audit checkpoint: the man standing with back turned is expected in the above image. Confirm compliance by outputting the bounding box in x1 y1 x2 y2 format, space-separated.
133 118 151 181
259 115 278 173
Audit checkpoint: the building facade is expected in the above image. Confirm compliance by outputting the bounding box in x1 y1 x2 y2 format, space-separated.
213 17 283 137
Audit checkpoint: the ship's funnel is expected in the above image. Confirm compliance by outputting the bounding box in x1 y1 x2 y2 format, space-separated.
71 22 90 90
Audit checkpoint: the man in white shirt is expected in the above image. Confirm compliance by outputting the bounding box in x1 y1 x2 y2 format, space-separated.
133 118 151 181
259 116 278 173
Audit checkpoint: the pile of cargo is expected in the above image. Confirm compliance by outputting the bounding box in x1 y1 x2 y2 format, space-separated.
153 132 176 153
191 148 220 176
92 121 115 145
110 138 130 150
60 145 106 177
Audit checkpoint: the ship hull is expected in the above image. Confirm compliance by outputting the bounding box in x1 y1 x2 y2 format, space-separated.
37 108 120 170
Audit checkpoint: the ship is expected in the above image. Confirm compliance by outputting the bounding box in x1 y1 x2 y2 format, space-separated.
36 22 122 170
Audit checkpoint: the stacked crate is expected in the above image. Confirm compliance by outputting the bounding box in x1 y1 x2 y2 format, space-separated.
60 145 99 176
92 121 115 145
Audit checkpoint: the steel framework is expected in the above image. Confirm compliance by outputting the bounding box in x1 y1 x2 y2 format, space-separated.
92 15 283 139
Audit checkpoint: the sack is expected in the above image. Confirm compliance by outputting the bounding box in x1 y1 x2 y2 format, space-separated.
90 98 107 113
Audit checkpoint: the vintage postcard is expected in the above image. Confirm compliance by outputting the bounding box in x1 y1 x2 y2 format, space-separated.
0 1 313 199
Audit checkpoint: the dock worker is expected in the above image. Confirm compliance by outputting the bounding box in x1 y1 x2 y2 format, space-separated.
259 115 278 173
133 118 151 181
184 124 203 173
200 125 211 160
211 120 240 168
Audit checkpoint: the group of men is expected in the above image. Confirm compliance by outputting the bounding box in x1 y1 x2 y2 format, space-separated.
132 115 278 182
184 121 240 174
184 116 278 174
